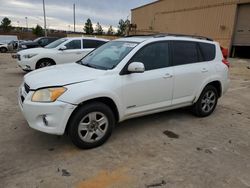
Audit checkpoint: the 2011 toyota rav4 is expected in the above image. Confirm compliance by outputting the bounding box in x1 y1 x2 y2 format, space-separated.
18 35 230 149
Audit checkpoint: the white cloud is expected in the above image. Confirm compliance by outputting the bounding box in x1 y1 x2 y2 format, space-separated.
0 0 155 32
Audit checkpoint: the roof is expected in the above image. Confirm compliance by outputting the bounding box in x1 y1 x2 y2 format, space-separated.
115 34 214 43
115 36 151 43
131 0 161 11
64 37 109 41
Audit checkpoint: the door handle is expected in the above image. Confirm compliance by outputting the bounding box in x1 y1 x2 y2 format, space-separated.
163 73 173 79
75 52 81 55
201 68 208 73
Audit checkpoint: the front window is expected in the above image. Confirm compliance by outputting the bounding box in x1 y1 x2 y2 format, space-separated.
45 38 68 49
80 41 138 70
65 40 81 49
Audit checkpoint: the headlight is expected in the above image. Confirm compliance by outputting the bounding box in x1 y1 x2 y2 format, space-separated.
23 54 38 59
32 87 67 102
21 45 27 48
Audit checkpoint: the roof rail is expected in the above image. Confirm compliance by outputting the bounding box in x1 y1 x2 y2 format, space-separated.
125 33 213 41
124 34 154 38
154 33 213 41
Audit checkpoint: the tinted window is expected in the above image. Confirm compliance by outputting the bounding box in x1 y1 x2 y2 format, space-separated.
130 42 170 71
39 38 49 46
172 41 199 66
83 39 106 48
199 42 215 61
65 40 81 49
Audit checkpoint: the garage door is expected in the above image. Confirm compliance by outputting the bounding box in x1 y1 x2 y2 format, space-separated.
233 4 250 46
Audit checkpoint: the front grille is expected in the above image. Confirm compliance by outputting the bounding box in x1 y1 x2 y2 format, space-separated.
17 54 21 61
24 83 30 93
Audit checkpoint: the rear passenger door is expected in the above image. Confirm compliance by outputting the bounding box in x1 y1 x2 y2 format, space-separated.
171 41 213 105
82 39 106 57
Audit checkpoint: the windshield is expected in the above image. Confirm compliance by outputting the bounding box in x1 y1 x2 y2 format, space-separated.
45 38 68 49
80 41 138 70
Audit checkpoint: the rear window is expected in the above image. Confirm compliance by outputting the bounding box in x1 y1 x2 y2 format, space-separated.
172 41 200 66
83 39 106 49
199 42 216 61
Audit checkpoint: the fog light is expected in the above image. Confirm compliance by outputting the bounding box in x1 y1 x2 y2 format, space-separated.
42 115 48 126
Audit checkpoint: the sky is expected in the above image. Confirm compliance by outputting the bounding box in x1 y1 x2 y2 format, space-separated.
0 0 156 32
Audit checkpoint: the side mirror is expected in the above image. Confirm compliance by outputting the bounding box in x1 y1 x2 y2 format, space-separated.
59 46 67 51
128 62 145 73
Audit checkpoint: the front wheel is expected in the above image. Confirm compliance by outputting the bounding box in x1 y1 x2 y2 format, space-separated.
192 85 218 117
68 102 115 149
0 47 7 53
36 59 55 69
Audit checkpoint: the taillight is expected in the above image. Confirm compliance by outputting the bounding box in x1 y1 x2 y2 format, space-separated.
221 46 229 59
220 46 229 68
222 59 230 68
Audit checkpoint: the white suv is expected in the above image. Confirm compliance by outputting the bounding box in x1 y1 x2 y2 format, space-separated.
18 35 230 149
16 37 108 71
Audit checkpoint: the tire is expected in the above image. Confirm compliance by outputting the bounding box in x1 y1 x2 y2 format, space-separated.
0 47 7 53
192 85 218 117
36 59 55 69
68 102 115 149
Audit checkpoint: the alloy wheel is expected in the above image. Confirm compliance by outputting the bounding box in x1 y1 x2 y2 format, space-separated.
78 112 108 143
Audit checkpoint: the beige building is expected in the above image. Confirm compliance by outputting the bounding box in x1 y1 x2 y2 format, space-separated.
131 0 250 57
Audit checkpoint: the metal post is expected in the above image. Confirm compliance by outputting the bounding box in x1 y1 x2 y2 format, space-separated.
25 17 28 30
73 4 76 32
43 0 47 36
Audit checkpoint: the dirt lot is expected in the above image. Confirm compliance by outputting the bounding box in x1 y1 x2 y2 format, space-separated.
0 53 250 188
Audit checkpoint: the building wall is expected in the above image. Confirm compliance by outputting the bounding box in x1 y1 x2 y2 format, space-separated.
131 0 250 49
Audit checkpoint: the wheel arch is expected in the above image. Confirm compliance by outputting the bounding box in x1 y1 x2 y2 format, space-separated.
65 97 120 134
0 46 8 52
195 80 222 103
36 58 56 69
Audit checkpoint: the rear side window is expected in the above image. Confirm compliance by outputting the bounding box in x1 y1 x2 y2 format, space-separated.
172 41 200 66
199 42 215 61
130 42 170 71
83 39 106 49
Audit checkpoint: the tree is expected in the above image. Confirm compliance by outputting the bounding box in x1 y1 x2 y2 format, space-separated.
95 22 103 35
117 19 130 36
84 18 94 34
0 17 12 32
107 25 114 35
32 25 44 37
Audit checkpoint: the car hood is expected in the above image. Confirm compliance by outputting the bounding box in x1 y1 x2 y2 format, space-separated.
24 63 105 90
18 47 55 55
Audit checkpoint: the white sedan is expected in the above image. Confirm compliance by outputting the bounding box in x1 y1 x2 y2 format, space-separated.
16 37 109 71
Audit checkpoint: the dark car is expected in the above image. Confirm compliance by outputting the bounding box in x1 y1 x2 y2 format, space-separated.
18 37 59 51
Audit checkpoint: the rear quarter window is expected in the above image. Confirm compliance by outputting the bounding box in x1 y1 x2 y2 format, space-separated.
83 39 107 49
198 42 216 61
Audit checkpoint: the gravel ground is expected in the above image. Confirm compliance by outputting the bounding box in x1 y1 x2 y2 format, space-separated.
0 53 250 188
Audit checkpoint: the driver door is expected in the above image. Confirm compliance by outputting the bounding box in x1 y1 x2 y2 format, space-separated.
56 39 83 64
121 41 174 117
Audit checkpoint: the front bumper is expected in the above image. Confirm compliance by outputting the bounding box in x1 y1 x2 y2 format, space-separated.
17 56 35 71
18 84 76 135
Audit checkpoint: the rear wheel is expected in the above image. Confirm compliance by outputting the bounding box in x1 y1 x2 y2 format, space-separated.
68 102 115 149
0 47 7 53
192 85 218 117
36 59 55 69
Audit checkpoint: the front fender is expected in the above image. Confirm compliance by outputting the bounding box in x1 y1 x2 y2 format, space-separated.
59 80 123 119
